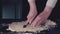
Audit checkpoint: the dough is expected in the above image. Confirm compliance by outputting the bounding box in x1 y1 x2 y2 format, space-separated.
7 20 56 33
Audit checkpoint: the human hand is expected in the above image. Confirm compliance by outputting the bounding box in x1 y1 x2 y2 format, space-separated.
27 10 37 24
27 0 37 24
30 7 53 27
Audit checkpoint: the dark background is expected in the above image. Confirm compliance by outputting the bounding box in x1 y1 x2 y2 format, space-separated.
0 0 23 23
2 0 22 19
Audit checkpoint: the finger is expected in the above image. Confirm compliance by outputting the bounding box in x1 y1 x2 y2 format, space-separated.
30 15 46 27
30 16 41 27
34 18 44 27
27 13 31 19
27 15 34 24
27 14 31 19
35 18 47 27
27 13 37 24
27 11 33 18
35 19 46 26
29 14 37 24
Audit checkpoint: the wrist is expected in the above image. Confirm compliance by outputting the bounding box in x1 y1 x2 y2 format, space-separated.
39 6 53 16
43 6 53 12
28 0 35 3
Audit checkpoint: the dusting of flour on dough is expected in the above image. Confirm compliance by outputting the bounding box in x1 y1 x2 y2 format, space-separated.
7 20 56 32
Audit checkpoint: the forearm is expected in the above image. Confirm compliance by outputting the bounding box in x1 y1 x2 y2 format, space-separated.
45 0 58 12
42 0 58 15
42 7 53 17
39 7 52 18
28 0 37 11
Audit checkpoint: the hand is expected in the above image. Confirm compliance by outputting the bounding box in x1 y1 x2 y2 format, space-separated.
27 10 37 24
30 7 53 27
27 0 37 24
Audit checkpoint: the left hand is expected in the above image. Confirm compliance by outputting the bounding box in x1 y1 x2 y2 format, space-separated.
30 7 53 27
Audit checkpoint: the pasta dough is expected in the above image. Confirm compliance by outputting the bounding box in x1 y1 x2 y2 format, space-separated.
7 20 56 33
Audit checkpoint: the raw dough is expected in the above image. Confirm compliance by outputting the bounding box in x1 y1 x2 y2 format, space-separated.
7 20 56 32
